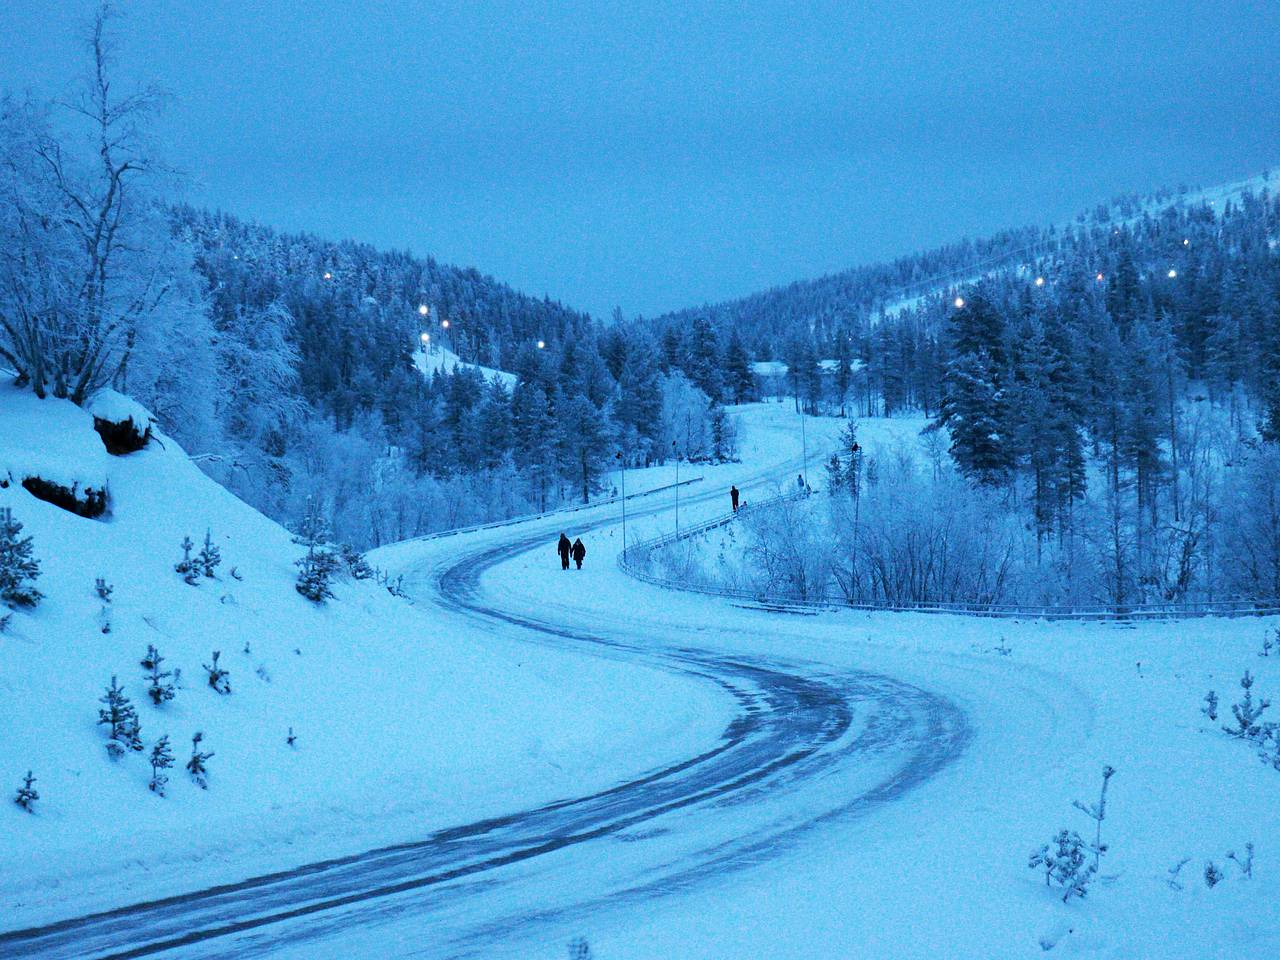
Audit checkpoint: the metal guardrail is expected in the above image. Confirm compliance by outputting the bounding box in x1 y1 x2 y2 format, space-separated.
394 475 705 546
619 494 1280 622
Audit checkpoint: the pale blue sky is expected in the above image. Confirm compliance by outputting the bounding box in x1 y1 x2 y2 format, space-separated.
4 1 1278 318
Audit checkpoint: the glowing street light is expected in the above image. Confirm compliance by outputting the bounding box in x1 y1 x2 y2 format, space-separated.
1183 238 1190 247
417 303 429 317
1096 272 1105 282
536 340 546 349
953 296 965 309
322 271 333 281
1035 276 1045 287
419 332 430 348
1167 268 1178 279
441 319 450 329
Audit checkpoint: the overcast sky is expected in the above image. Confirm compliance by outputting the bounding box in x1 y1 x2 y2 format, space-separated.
3 1 1278 319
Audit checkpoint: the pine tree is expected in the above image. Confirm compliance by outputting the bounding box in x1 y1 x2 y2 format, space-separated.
203 650 231 695
145 646 175 706
0 507 42 607
175 536 199 585
13 771 37 812
149 736 175 796
938 292 1014 485
197 529 222 578
186 731 214 789
98 676 143 759
294 497 337 603
724 331 756 405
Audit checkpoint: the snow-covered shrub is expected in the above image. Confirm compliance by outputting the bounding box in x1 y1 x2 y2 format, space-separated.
0 613 10 633
1202 690 1219 722
339 543 373 580
175 536 200 585
1204 861 1224 888
1262 630 1276 658
203 651 231 695
286 727 298 749
0 507 42 607
95 577 113 602
294 498 337 603
568 937 592 960
1029 765 1115 902
13 771 37 812
186 731 213 789
1227 843 1254 879
1223 671 1269 739
144 646 175 706
91 409 152 455
197 529 221 578
98 676 142 759
1030 830 1095 901
148 736 174 796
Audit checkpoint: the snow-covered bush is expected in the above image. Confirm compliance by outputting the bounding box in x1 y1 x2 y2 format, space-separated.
197 529 222 578
175 536 200 585
186 731 213 789
1204 861 1224 888
1029 765 1115 902
203 651 231 695
148 736 174 796
286 727 298 749
97 676 142 759
1202 690 1219 722
95 577 113 601
339 543 373 580
567 936 592 960
1223 671 1269 739
0 507 42 607
144 645 175 706
13 771 37 812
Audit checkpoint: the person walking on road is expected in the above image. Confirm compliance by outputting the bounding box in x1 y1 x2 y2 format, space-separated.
571 537 586 570
557 532 572 570
730 485 740 512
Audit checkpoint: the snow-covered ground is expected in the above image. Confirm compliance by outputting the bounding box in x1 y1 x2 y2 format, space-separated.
0 385 730 927
412 342 518 389
5 396 1278 960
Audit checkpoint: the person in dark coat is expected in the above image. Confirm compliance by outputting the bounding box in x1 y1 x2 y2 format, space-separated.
571 537 586 569
730 485 740 512
557 532 572 570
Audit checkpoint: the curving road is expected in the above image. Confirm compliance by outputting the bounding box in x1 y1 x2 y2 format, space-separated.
0 468 970 960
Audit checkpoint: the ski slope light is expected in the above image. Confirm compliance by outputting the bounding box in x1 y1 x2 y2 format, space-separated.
417 303 429 317
323 271 333 280
1096 272 1105 282
441 319 450 329
1035 276 1045 287
1168 269 1178 279
537 340 546 349
953 296 965 309
419 332 430 346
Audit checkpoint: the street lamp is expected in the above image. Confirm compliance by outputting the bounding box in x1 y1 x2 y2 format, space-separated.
672 439 680 539
953 296 965 309
537 340 546 350
419 332 430 352
1035 276 1045 287
417 303 429 317
1167 268 1178 279
616 450 627 561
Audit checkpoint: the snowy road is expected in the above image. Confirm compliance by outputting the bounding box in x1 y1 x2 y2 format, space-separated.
1 442 972 959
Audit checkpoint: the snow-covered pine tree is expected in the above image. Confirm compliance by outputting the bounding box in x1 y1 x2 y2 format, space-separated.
94 577 113 601
0 507 42 607
186 731 213 789
825 452 845 492
98 676 142 759
203 651 231 695
1224 670 1269 739
197 529 221 578
144 646 175 706
13 771 37 812
1029 829 1095 901
175 536 199 585
148 736 174 796
286 727 297 748
294 497 337 603
1202 690 1219 722
338 543 373 580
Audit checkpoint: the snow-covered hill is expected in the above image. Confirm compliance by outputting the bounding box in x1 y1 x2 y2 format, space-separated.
0 385 728 926
412 342 518 389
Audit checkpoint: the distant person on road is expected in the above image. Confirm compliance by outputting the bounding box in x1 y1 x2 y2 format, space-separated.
730 485 740 512
572 537 586 570
557 532 572 570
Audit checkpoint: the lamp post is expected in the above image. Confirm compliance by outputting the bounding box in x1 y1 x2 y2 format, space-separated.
616 450 627 561
800 405 808 491
672 438 679 539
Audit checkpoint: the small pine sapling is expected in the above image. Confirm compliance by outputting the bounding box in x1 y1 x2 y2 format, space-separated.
175 536 199 585
149 736 175 796
95 577 113 602
1262 631 1276 658
0 507 42 607
13 771 37 812
145 646 175 706
197 529 221 578
1204 861 1224 888
186 731 214 789
203 650 231 694
294 497 337 603
1224 671 1269 739
568 937 592 960
141 644 160 671
1030 830 1095 901
98 676 143 758
1072 765 1115 873
1202 690 1219 722
1227 843 1254 879
286 726 298 748
339 543 374 580
0 612 10 634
